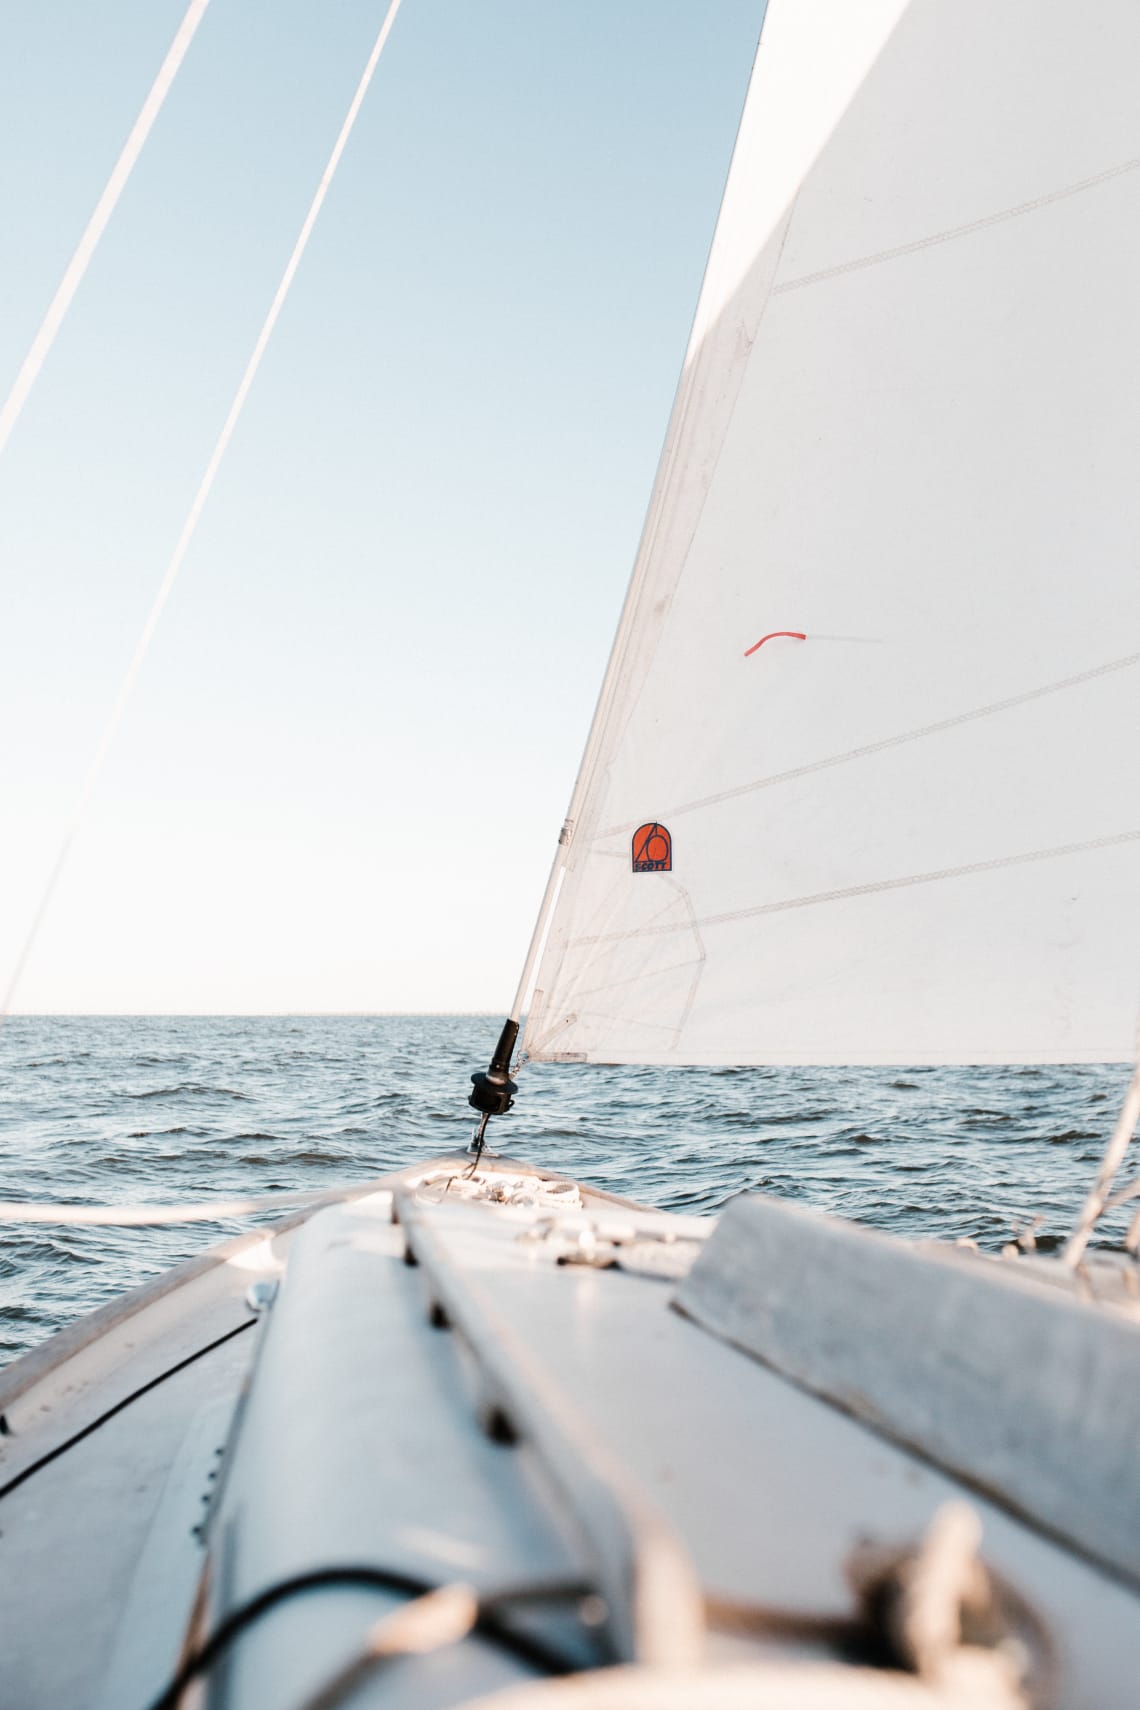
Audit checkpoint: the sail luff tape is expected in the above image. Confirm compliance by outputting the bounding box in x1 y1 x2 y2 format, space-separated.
0 0 212 460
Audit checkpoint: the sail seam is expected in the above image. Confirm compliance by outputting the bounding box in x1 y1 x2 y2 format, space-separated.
591 648 1140 841
773 150 1140 295
671 884 708 1050
548 955 706 1010
569 829 1140 946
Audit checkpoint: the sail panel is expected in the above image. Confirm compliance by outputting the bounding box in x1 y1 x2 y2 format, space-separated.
524 0 1140 1066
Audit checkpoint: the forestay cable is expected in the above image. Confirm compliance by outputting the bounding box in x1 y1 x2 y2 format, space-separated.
0 0 405 1019
0 0 212 461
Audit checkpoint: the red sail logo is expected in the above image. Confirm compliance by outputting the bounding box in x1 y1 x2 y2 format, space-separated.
632 823 672 873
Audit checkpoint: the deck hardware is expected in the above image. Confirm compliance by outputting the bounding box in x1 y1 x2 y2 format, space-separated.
467 1017 520 1165
481 1403 519 1446
556 1246 616 1270
393 1188 705 1668
521 1215 704 1280
413 1167 581 1210
847 1502 1055 1703
579 1594 608 1628
244 1279 278 1314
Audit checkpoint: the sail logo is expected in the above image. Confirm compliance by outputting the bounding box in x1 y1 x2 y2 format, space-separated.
632 823 672 873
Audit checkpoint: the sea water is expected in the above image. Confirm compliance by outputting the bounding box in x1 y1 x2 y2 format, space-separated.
0 1013 1131 1365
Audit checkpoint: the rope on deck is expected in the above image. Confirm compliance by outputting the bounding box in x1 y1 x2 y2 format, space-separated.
0 1187 370 1225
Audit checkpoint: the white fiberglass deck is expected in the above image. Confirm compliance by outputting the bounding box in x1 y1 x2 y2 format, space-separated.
0 1154 1137 1709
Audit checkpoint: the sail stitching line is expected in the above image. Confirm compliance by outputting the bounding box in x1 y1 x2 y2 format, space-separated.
550 955 708 1009
569 829 1140 946
555 1004 692 1037
774 150 1140 296
668 882 707 1049
529 875 707 1046
518 1012 581 1060
557 870 703 1004
591 648 1140 841
548 888 707 1047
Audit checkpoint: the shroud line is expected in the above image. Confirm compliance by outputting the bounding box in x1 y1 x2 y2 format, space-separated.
0 0 213 460
0 0 405 1020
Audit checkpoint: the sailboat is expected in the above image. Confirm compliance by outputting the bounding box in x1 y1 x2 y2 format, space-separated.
3 1 1140 1705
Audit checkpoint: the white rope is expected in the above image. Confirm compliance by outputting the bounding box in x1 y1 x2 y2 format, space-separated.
299 1585 478 1710
0 0 404 1021
0 1187 350 1226
1102 1172 1140 1216
1062 1058 1140 1265
0 0 212 461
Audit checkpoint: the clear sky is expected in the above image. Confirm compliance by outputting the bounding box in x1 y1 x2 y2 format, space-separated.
0 0 760 1014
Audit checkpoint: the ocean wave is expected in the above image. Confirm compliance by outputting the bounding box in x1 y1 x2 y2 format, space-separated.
124 1084 253 1102
0 1017 1130 1367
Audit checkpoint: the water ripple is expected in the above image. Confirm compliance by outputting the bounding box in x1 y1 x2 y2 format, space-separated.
0 1016 1133 1365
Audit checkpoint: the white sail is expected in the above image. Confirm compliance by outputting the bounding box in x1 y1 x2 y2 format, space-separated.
523 0 1140 1067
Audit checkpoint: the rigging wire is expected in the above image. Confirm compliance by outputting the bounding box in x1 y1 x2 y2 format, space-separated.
0 0 212 462
0 0 405 1023
598 646 1140 838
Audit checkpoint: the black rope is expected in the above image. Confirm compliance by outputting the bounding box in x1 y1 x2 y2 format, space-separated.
144 1566 589 1710
0 1317 256 1502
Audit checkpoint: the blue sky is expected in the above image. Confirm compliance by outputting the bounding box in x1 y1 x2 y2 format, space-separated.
0 0 760 1013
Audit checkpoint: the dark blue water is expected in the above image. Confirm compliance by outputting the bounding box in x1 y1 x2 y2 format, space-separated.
0 1014 1132 1366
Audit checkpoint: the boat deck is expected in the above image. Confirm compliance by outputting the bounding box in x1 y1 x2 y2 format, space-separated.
1 1155 1138 1708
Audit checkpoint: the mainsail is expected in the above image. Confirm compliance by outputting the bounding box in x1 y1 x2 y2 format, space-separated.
522 0 1140 1066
